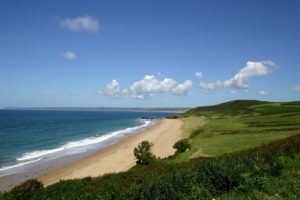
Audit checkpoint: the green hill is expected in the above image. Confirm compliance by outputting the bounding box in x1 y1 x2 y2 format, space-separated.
185 100 269 115
185 100 300 116
2 100 300 200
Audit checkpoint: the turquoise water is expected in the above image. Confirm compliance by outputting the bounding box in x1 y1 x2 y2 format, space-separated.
0 110 172 173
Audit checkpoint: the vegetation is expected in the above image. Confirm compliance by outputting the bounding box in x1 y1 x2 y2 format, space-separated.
134 140 155 165
184 100 269 116
1 100 300 200
176 100 300 162
173 139 191 153
181 116 206 138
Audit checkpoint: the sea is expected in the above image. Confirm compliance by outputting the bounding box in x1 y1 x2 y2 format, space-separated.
0 110 174 177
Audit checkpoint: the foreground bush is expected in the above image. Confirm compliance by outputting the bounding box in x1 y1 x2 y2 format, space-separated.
4 179 43 200
173 138 191 153
134 140 155 165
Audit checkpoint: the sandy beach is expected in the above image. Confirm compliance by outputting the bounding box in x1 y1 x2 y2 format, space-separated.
38 118 183 186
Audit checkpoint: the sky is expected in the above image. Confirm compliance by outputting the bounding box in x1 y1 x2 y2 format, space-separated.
0 0 300 108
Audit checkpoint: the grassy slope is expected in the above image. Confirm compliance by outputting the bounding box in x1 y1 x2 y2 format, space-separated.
180 116 206 138
176 100 300 162
2 100 300 200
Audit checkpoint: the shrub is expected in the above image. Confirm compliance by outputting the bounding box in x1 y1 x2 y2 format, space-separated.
173 139 191 153
186 186 212 200
134 141 155 165
136 172 212 199
7 179 43 200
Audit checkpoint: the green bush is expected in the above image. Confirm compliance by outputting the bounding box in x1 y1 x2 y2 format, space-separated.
136 172 212 200
5 179 43 200
134 140 155 165
186 186 212 200
173 139 191 153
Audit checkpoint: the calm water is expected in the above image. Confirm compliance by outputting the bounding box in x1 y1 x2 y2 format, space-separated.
0 110 172 174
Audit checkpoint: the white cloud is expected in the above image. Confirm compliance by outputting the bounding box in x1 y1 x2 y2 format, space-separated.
130 75 174 99
259 90 268 96
62 51 76 60
172 80 193 95
130 75 192 99
61 16 99 32
98 80 120 96
199 80 222 90
230 90 237 95
199 61 275 90
224 61 274 88
293 85 300 92
99 75 193 99
195 71 203 78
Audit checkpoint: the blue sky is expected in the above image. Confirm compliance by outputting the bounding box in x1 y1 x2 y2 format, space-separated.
0 0 299 108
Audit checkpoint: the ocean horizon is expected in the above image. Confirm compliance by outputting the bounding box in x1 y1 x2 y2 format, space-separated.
0 110 174 176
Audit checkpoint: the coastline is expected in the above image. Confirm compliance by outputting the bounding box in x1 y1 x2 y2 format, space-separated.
0 117 160 191
38 118 182 186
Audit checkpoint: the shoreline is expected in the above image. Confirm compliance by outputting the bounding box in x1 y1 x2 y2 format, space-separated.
38 118 182 187
38 119 183 186
0 118 159 191
38 118 182 186
0 118 182 191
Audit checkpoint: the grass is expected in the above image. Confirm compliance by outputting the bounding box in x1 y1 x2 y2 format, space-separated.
184 100 269 116
251 104 300 114
175 101 300 162
181 116 206 138
220 153 300 200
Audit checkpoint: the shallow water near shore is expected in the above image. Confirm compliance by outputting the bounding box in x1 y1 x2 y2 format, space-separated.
0 110 173 191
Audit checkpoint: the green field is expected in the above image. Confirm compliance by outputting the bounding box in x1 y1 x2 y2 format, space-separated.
176 102 300 162
2 100 300 200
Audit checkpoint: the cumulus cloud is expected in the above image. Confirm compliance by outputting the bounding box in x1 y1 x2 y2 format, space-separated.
130 75 175 99
98 75 193 99
98 80 120 96
293 85 300 92
199 61 275 90
172 80 193 95
62 51 76 60
259 90 268 96
61 16 100 32
195 71 203 78
130 75 193 99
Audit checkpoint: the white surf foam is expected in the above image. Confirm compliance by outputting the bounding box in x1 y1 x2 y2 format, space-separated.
0 158 41 172
16 120 152 162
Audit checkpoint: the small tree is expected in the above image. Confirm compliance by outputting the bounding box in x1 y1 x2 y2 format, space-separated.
134 141 154 165
173 139 191 154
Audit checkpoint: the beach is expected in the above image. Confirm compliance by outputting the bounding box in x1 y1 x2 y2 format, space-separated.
38 118 182 186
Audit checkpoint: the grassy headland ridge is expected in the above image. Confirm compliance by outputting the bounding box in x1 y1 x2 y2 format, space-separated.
1 100 300 199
